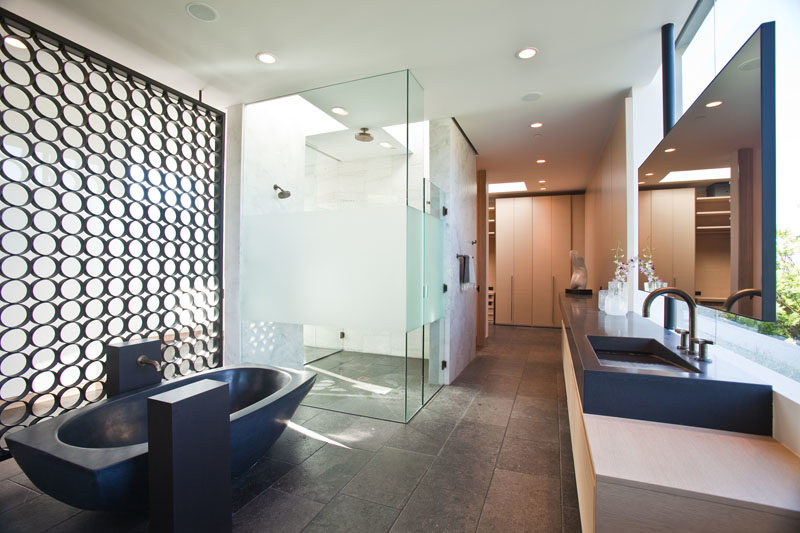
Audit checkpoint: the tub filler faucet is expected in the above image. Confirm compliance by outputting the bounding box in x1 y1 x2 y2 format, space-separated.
137 355 161 372
106 339 164 396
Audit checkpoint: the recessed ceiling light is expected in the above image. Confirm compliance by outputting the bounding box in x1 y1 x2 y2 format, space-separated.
521 92 542 102
331 106 349 116
638 181 646 185
664 147 676 153
530 122 543 128
379 142 393 149
705 100 723 108
488 182 527 194
645 172 654 176
536 159 546 164
3 36 26 49
186 2 219 22
538 179 546 183
540 187 547 191
256 51 277 64
517 47 538 59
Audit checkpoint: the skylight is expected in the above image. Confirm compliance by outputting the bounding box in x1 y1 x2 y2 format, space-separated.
660 167 731 183
488 182 527 194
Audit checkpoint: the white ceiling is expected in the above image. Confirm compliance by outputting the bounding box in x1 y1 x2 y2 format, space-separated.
3 0 695 191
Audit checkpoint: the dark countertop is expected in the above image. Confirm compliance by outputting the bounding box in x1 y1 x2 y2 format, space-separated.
559 294 773 435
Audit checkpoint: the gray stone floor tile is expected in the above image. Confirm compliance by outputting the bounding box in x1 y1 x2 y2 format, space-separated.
303 494 399 533
511 395 558 421
232 457 296 512
341 447 434 509
0 493 80 533
561 468 579 509
462 395 514 427
418 456 495 496
562 505 582 532
233 489 323 533
9 473 39 493
497 436 561 478
265 426 326 465
506 414 559 444
291 405 324 424
304 411 401 451
46 510 148 533
477 469 561 532
272 444 373 503
385 410 456 455
517 374 558 398
0 459 22 482
438 419 506 465
0 479 40 514
390 482 484 532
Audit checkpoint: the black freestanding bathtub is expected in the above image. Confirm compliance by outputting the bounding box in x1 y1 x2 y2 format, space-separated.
6 365 315 511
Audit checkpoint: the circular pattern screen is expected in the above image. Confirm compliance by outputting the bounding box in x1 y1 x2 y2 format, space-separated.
0 14 224 455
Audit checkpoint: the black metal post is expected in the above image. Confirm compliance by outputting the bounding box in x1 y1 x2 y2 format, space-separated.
661 23 676 135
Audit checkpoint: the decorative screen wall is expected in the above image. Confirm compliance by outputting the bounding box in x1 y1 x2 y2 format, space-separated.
0 9 224 458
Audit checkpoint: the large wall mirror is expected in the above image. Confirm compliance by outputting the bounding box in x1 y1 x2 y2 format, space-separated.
637 22 776 321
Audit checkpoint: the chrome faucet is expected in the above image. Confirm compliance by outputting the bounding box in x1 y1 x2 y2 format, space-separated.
136 355 161 372
723 288 761 312
642 287 698 355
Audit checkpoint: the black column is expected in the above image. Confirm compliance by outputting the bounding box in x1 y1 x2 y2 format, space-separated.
661 23 676 135
148 379 232 533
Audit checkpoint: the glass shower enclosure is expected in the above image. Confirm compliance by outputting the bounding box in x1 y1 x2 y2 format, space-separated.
239 71 443 422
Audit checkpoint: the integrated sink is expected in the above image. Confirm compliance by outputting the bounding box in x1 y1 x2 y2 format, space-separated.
587 336 701 374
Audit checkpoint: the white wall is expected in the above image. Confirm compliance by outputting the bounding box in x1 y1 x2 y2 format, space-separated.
1 0 236 110
429 118 478 383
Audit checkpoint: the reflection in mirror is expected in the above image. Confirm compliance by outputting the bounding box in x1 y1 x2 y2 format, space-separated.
637 24 775 321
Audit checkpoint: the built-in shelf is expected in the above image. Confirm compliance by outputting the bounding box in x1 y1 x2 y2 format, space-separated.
488 231 495 235
488 219 495 222
696 195 731 201
697 225 731 231
696 210 731 215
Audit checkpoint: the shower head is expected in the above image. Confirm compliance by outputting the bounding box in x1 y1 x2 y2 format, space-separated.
273 184 291 199
354 127 374 142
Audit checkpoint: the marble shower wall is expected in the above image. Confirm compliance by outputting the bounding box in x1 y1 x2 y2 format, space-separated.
429 118 478 383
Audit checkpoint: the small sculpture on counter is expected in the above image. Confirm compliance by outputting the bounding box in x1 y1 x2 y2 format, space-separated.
569 250 588 290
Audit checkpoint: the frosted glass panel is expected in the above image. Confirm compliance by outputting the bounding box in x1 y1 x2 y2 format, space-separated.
424 214 444 323
406 207 424 331
241 206 406 331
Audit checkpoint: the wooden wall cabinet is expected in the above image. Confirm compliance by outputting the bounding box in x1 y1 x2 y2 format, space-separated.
638 189 695 293
495 195 576 327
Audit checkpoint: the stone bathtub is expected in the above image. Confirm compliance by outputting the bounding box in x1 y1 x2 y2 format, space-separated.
6 365 315 511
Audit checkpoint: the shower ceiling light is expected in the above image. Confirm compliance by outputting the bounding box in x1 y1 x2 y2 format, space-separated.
530 122 543 128
517 47 538 59
536 159 546 164
664 147 676 153
355 128 374 142
379 142 393 149
185 2 219 22
331 106 349 116
256 51 277 64
705 100 723 108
